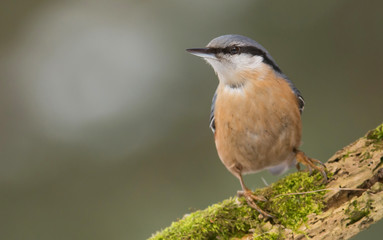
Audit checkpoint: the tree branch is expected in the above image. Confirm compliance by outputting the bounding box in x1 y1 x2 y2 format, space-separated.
150 123 383 240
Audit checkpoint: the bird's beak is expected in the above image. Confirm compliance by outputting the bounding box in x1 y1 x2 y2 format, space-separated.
186 48 217 60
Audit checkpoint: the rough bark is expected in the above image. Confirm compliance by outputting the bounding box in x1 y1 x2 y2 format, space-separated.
293 127 383 239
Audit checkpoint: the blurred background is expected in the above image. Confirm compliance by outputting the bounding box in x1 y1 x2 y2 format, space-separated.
0 0 382 239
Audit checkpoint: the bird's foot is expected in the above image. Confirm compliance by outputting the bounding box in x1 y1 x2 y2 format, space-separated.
295 150 328 183
237 189 273 218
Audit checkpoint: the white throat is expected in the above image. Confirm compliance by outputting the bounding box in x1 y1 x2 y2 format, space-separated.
205 55 263 86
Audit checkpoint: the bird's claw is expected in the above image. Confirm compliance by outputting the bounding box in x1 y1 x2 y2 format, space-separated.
237 190 274 218
296 150 328 184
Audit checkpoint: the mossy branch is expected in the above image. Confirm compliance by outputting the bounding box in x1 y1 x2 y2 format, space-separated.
150 123 383 240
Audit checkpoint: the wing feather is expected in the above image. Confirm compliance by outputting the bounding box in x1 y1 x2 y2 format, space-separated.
209 90 217 133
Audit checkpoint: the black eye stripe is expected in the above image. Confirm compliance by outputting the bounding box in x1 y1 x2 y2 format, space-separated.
208 46 282 73
240 46 264 56
209 46 265 56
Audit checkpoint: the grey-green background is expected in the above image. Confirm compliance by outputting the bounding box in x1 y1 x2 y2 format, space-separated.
1 1 382 239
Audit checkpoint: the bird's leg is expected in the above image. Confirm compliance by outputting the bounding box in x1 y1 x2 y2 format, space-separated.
295 149 328 183
236 174 273 218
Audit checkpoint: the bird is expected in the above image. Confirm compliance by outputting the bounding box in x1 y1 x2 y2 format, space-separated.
186 34 327 217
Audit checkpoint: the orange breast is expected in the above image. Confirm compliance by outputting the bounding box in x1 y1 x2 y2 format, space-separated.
214 66 302 177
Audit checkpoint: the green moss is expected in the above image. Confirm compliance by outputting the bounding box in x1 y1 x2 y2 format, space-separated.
366 123 383 143
256 172 326 231
345 199 372 226
364 123 383 155
149 198 261 240
253 231 281 240
150 171 326 240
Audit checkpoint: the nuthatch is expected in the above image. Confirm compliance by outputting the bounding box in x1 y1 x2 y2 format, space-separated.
187 34 327 217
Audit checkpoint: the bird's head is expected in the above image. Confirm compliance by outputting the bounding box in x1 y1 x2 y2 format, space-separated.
187 34 282 87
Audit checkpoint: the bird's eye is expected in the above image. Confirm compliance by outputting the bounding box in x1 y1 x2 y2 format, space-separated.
229 46 240 55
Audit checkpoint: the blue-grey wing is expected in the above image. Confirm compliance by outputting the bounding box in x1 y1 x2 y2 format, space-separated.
209 90 217 133
282 74 305 114
294 87 305 114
